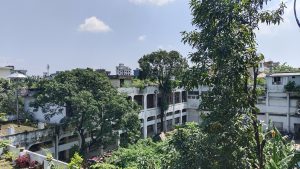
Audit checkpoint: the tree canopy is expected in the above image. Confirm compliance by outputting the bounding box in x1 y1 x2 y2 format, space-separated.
138 50 188 132
31 68 140 156
181 0 288 168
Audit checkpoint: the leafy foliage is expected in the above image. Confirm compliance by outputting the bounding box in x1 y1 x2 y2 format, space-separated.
68 152 83 169
0 79 24 119
181 0 287 168
31 69 140 156
273 62 300 73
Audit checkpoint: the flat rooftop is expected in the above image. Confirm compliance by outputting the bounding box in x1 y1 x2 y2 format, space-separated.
0 123 38 136
268 73 300 77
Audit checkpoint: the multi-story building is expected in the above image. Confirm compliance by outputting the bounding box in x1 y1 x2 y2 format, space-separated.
5 70 300 162
116 63 131 76
257 72 300 137
0 66 14 79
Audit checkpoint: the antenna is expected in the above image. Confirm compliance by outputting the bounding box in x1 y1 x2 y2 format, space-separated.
47 64 50 76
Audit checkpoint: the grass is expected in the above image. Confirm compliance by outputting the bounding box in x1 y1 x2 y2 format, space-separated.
0 123 37 136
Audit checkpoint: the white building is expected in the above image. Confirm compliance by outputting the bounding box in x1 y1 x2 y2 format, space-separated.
257 73 300 137
116 63 131 76
0 66 14 79
14 72 300 162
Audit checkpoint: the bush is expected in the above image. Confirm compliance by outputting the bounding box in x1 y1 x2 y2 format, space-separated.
15 154 30 168
91 163 119 169
68 152 83 169
3 151 16 161
284 81 296 92
0 140 9 148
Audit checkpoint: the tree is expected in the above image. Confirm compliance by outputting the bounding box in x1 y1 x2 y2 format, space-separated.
273 62 299 73
31 69 140 158
182 0 286 168
0 79 24 121
138 50 188 132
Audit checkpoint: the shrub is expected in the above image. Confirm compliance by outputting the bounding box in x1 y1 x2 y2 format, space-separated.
0 140 9 148
15 154 31 168
68 152 83 169
3 151 15 161
91 163 119 169
284 81 296 92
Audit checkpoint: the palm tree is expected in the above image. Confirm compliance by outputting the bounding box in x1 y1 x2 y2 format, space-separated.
295 0 300 27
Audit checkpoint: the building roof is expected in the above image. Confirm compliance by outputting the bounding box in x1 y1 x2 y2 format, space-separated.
268 72 300 77
0 66 13 70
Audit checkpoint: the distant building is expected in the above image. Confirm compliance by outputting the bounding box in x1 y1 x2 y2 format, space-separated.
133 68 140 77
264 60 280 73
116 63 131 76
0 66 14 79
0 66 27 79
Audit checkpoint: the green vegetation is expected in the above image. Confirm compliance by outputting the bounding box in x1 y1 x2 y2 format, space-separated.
124 79 157 90
31 69 140 158
89 123 298 169
273 62 300 73
138 50 188 132
0 79 24 120
0 140 9 148
68 152 83 169
180 0 291 168
284 81 300 92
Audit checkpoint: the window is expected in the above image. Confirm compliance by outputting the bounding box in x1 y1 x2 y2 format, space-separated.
272 77 282 85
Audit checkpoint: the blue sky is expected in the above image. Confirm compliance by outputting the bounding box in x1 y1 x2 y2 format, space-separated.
0 0 299 75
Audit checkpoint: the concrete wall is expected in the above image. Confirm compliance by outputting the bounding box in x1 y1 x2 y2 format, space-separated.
0 67 12 79
24 96 66 124
5 144 68 169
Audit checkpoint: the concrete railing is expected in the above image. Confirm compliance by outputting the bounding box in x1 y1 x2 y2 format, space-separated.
5 144 68 169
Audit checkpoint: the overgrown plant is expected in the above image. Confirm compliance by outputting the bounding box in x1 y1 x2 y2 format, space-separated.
68 152 83 169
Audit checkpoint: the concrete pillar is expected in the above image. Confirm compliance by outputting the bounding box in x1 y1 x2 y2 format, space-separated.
287 93 290 133
266 112 269 125
131 95 134 102
143 94 147 110
180 110 183 125
143 117 147 138
172 92 175 127
54 135 59 159
154 115 158 134
266 91 269 106
116 131 121 147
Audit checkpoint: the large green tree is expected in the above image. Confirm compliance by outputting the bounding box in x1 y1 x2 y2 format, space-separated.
31 69 140 157
182 0 286 168
138 50 188 132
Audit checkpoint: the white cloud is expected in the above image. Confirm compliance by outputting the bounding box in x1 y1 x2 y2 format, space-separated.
78 16 111 33
129 0 175 6
138 35 147 41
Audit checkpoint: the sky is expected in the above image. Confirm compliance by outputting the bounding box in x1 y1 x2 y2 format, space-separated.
0 0 299 75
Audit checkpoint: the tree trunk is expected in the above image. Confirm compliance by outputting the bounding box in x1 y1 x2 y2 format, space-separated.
251 66 265 169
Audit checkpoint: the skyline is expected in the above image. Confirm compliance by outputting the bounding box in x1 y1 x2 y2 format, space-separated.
0 0 299 75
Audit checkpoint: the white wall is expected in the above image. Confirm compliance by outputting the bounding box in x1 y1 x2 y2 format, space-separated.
24 96 66 124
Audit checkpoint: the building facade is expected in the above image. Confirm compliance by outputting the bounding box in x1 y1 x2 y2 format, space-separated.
257 73 300 137
116 63 131 76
